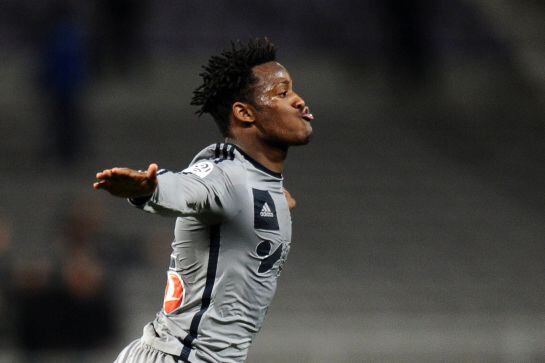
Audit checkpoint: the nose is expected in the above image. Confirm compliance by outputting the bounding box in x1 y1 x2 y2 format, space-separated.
292 92 305 110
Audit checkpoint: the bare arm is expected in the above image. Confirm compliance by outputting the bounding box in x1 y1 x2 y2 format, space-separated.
93 163 158 199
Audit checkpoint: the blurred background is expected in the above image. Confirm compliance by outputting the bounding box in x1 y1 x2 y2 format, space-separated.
1 0 544 361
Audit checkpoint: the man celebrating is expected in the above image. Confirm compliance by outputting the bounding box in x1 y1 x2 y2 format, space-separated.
94 38 314 362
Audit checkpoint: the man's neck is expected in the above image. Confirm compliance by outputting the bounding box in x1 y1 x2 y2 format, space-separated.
226 137 287 174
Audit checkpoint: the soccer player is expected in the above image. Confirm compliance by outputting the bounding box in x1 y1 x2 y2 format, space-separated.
93 38 314 362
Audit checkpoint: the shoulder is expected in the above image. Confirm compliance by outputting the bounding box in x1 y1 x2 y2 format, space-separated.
183 143 247 187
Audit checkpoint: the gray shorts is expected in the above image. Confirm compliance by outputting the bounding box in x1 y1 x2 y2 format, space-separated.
114 339 181 363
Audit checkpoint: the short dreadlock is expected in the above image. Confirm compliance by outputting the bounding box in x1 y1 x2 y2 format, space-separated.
191 38 277 137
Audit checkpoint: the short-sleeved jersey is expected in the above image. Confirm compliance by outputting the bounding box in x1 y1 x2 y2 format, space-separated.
131 143 292 363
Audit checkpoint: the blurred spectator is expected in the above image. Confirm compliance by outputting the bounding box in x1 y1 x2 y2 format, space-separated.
40 1 88 164
144 225 174 271
92 0 149 77
12 198 117 353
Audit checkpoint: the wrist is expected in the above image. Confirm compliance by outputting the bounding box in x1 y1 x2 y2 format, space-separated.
129 193 153 206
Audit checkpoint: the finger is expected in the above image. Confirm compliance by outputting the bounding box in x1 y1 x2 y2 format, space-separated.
93 180 111 190
288 197 296 210
283 188 293 200
147 163 158 179
283 188 296 210
109 167 137 181
96 169 114 179
111 167 130 175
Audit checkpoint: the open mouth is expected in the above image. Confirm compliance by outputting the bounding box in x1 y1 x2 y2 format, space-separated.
301 107 314 121
301 113 314 121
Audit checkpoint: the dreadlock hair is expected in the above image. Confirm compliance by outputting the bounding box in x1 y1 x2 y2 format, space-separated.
191 38 277 137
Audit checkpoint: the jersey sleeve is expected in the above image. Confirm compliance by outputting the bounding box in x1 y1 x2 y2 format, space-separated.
129 160 242 220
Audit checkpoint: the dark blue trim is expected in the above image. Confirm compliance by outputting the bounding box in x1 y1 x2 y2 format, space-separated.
221 143 228 160
228 145 235 160
180 345 191 362
230 144 283 179
213 143 228 164
179 224 221 361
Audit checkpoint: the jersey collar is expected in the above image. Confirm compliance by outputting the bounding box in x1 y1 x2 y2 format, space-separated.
229 144 283 179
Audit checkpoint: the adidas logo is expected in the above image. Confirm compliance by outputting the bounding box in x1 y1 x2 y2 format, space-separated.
259 203 274 217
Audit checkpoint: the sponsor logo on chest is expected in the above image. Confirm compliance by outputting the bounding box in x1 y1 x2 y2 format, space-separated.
253 189 279 230
259 202 274 217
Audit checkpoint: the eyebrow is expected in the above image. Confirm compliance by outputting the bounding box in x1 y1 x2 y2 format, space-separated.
274 80 290 87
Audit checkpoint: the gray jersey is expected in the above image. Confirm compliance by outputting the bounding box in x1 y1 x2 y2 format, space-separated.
131 143 292 363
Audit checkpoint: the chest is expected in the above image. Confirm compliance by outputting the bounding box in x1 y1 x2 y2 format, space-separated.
242 184 292 243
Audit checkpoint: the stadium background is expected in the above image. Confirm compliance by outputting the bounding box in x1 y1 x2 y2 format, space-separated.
1 0 545 361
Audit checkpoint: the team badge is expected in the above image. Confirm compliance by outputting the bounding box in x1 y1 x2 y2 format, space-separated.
182 161 214 178
163 271 185 314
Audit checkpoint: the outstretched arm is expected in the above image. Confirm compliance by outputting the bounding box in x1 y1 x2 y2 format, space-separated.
93 163 158 199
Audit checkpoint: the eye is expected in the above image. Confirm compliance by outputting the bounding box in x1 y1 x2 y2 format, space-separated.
278 91 288 98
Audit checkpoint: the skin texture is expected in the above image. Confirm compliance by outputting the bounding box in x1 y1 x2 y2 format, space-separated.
251 62 313 146
94 164 158 198
94 61 312 209
228 61 313 173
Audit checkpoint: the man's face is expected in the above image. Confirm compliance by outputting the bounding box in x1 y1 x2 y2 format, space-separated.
250 62 314 147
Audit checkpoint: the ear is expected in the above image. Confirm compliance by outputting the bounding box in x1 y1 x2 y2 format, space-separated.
232 102 256 125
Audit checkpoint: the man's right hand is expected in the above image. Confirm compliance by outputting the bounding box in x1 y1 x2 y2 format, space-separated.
93 163 159 199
